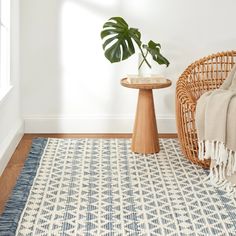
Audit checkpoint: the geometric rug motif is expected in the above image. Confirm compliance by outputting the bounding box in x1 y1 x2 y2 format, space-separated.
0 138 236 236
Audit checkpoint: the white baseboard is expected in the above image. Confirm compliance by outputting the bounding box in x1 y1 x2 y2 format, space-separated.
24 115 176 134
0 121 24 175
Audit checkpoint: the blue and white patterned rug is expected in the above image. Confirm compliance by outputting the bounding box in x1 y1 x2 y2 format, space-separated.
0 138 236 236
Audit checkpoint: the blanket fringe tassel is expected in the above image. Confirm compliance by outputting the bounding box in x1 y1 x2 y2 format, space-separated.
198 140 236 197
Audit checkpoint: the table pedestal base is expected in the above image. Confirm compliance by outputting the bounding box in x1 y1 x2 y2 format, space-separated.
131 89 160 154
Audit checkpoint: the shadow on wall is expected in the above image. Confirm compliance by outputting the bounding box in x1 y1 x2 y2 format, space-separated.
22 0 62 132
58 0 129 133
23 0 133 133
22 0 236 133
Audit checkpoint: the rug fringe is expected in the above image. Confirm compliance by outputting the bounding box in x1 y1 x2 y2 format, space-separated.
0 138 48 236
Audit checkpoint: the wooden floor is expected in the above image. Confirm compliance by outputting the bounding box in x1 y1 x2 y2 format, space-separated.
0 133 177 214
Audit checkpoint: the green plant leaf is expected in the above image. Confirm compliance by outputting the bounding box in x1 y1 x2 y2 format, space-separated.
144 40 170 67
101 17 142 63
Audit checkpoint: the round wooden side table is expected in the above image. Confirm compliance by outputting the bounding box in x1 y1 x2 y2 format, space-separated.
121 78 172 154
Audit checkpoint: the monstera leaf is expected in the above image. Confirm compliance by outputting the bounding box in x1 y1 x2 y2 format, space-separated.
144 40 170 67
101 17 170 69
101 17 142 63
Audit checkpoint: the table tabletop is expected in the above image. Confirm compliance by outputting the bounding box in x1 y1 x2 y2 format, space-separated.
120 78 172 90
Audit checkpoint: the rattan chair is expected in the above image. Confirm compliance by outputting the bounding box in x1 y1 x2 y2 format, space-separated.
176 50 236 168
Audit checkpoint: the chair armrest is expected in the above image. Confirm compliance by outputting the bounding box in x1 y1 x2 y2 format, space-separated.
176 79 197 112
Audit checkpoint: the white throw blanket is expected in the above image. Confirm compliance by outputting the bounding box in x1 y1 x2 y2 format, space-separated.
196 64 236 195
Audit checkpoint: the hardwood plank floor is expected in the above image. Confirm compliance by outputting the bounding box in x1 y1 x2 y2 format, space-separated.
0 133 177 214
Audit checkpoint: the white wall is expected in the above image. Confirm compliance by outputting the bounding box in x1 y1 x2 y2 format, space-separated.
21 0 236 133
0 0 23 175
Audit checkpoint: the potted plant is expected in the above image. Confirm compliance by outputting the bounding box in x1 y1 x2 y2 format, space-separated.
100 17 170 79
